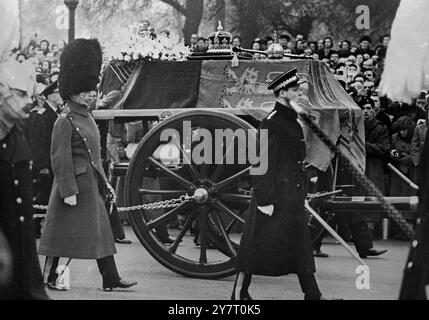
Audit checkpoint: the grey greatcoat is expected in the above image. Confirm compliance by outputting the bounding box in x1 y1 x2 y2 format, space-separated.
38 101 116 259
236 102 315 276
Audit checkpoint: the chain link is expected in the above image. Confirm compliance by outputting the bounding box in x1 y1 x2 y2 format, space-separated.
32 194 194 216
116 194 194 212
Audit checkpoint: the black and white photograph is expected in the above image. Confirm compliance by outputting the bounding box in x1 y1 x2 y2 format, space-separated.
1 0 429 307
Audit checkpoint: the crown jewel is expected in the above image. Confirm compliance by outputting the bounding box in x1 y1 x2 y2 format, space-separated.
207 21 232 54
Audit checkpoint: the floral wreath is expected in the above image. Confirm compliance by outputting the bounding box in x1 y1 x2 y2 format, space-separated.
104 22 191 62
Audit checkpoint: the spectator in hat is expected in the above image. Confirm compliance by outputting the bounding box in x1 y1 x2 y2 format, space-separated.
339 40 351 58
278 34 290 49
356 36 375 56
376 34 390 59
390 116 417 197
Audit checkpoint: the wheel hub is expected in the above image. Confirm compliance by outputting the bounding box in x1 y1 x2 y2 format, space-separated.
193 188 209 204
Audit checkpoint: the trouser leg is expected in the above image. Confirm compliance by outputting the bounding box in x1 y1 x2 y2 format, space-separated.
349 222 373 254
232 272 252 299
96 255 121 288
43 256 60 284
298 273 322 300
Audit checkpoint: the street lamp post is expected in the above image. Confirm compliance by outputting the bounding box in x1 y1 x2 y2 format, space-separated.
64 0 79 42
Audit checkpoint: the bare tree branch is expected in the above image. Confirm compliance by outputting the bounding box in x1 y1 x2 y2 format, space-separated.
160 0 187 16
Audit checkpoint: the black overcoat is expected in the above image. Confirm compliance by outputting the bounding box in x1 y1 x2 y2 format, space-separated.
236 102 316 276
0 125 48 299
399 130 429 299
25 103 58 212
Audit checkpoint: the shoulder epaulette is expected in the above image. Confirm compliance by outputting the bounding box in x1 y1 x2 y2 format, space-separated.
37 107 47 115
60 107 71 118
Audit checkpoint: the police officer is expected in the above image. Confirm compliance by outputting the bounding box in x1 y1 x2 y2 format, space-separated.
26 81 62 237
232 68 332 300
0 58 48 299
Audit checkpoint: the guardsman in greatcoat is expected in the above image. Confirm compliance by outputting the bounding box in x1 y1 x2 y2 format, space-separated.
38 38 137 291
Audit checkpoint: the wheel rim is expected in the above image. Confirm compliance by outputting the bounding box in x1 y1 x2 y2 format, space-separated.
126 110 256 279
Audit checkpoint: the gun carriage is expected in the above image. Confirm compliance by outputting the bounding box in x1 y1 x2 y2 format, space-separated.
93 26 417 279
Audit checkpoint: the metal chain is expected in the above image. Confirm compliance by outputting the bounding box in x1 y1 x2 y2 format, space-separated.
116 194 194 212
32 194 194 216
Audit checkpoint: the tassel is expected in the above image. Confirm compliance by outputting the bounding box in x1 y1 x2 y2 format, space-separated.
231 53 239 68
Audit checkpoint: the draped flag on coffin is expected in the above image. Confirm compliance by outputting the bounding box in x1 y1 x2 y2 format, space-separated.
101 59 365 173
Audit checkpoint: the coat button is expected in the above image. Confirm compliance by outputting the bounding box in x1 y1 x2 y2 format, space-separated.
76 127 80 132
297 184 301 188
19 216 24 222
14 180 19 186
407 262 413 269
412 240 418 248
88 149 92 153
16 197 22 204
83 138 87 142
2 143 6 149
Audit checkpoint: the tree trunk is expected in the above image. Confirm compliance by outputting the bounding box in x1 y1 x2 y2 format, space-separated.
237 0 261 48
182 0 204 44
290 15 314 40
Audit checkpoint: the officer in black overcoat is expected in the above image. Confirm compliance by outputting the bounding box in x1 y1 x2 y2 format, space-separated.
0 59 48 300
26 81 61 237
399 119 429 299
233 68 327 300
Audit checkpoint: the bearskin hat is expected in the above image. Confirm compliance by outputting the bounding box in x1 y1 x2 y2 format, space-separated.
59 38 102 101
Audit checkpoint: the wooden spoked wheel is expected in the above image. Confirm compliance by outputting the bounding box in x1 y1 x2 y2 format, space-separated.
126 110 256 279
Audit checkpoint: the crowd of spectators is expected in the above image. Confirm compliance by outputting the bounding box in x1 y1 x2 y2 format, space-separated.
10 34 65 102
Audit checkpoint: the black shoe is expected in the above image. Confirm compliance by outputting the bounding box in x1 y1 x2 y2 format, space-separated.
359 248 388 259
103 279 137 292
160 237 176 244
46 282 67 291
313 250 329 258
231 284 253 300
115 238 132 244
231 290 253 300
